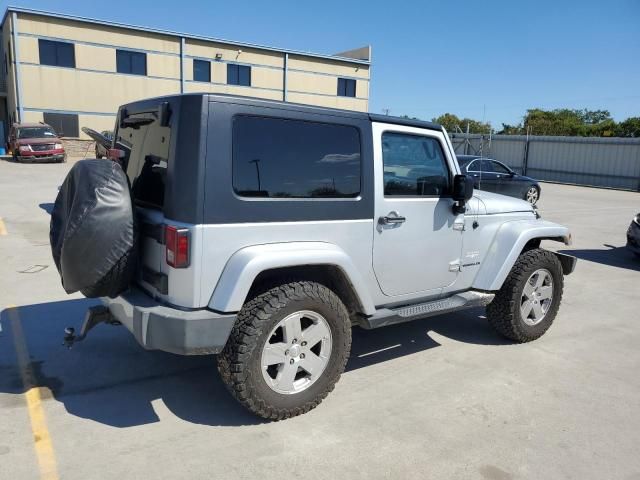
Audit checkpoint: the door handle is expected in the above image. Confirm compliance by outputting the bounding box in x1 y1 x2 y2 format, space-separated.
379 211 406 225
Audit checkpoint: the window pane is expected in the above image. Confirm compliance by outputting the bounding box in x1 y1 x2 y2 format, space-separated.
193 59 210 82
116 50 128 73
337 78 356 97
131 52 146 75
492 161 510 173
227 64 239 84
233 116 361 198
480 160 495 172
238 65 251 86
56 43 75 68
382 133 450 196
43 112 79 137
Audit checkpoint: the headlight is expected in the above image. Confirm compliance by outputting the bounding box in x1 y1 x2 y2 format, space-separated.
18 145 31 152
54 143 63 150
634 214 640 226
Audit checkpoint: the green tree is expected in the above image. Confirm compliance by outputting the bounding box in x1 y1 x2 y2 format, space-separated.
616 117 640 137
432 113 491 134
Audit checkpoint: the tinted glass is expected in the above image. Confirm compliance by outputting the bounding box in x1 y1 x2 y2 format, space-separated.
382 132 450 196
43 113 79 137
116 50 147 75
193 59 210 82
38 39 75 68
480 160 495 172
337 78 356 97
117 114 171 209
492 161 510 174
233 116 361 198
227 64 251 86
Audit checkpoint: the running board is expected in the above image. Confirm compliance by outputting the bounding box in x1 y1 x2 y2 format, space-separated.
362 291 495 330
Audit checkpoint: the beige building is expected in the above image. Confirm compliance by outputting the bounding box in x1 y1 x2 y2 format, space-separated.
0 7 371 141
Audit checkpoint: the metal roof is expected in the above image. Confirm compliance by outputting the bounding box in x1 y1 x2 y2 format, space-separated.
1 6 371 65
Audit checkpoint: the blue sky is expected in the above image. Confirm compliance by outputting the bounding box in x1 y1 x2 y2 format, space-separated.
3 0 639 128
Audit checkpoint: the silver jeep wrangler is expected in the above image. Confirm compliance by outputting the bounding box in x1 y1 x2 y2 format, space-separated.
71 94 576 420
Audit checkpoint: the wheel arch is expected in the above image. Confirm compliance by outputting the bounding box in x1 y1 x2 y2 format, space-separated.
472 219 572 291
208 242 376 315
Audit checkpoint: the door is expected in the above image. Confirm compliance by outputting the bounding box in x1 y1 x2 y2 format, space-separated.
467 159 502 193
490 160 514 195
372 124 464 297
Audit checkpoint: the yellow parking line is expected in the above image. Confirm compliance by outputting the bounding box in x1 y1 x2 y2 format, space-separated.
0 217 7 236
7 305 59 480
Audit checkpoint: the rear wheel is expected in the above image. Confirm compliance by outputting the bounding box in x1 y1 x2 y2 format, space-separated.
218 281 351 420
486 248 563 342
525 186 540 205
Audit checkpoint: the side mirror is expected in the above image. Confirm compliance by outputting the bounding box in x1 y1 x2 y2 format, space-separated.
452 174 474 214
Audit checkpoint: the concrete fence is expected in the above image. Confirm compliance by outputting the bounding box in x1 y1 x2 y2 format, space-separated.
448 133 640 191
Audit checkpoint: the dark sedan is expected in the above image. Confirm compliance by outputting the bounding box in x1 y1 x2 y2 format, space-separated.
456 155 541 205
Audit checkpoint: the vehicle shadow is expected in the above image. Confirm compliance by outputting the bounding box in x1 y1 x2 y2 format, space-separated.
559 244 640 272
0 299 508 428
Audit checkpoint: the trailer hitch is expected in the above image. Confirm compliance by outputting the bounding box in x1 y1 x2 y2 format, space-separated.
63 305 121 348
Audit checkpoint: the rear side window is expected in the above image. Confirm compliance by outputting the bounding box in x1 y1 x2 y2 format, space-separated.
117 114 171 209
382 132 450 196
233 116 361 198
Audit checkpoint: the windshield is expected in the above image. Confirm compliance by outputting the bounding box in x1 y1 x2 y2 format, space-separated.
17 127 57 139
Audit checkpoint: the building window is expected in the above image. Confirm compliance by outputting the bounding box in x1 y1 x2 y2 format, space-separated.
382 132 450 196
116 49 147 76
227 64 251 86
337 78 356 97
43 112 79 138
233 115 361 198
193 59 211 82
38 39 75 68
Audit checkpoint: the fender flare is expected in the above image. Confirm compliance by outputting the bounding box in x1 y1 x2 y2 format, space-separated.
472 219 572 291
208 241 376 314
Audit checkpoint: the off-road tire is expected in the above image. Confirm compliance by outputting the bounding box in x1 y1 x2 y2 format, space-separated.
486 248 563 342
218 281 351 420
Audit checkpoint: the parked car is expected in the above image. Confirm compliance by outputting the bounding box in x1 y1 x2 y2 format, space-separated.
627 213 640 257
50 94 576 420
7 122 66 163
456 154 541 205
94 130 113 158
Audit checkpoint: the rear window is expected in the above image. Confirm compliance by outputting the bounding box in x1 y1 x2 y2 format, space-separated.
116 113 171 210
232 116 361 198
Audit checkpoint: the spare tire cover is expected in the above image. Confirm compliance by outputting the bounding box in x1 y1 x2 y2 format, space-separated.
50 159 136 295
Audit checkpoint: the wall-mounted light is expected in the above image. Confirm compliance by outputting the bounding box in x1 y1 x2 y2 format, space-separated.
215 53 223 60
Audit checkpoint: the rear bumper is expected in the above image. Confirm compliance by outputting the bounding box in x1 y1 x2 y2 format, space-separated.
16 153 65 162
101 287 236 355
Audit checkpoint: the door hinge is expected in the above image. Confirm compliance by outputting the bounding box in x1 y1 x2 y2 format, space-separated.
449 260 462 272
453 220 465 231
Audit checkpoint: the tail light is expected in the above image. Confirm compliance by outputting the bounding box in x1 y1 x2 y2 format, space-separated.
165 225 190 268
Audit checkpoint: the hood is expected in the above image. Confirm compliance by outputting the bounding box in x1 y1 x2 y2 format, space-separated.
17 138 61 145
472 190 534 215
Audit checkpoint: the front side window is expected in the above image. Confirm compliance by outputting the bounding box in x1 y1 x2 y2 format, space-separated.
193 59 210 82
337 78 356 97
233 116 361 198
227 64 251 86
382 132 450 196
38 39 75 68
116 50 147 75
491 161 511 174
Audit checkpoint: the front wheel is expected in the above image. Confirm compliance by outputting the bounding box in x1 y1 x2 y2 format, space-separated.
486 248 563 342
218 281 352 420
525 186 540 205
